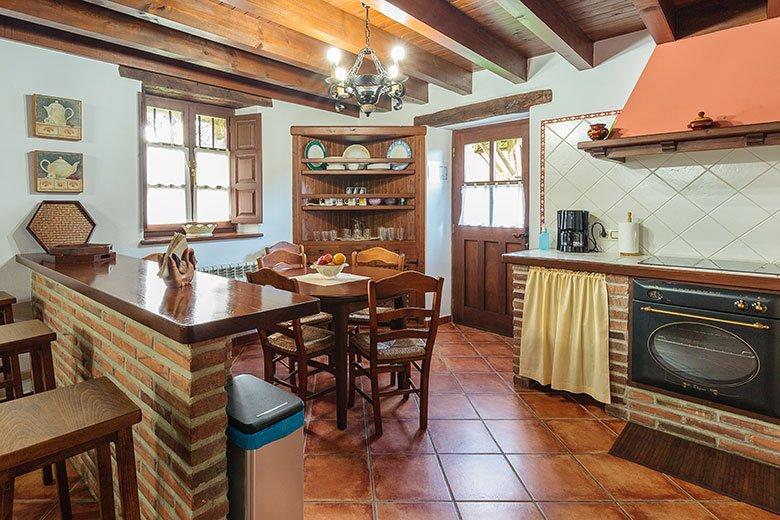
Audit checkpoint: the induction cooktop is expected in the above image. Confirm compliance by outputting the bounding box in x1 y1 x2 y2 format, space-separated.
639 256 780 275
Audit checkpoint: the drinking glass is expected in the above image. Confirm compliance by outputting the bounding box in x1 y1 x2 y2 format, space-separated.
329 230 338 241
387 227 396 241
378 227 387 241
312 230 322 242
395 228 404 241
363 228 372 240
341 228 351 240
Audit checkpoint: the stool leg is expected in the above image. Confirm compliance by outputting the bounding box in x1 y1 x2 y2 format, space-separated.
30 350 54 486
55 461 72 520
41 343 56 391
8 356 23 401
0 357 11 402
116 428 140 520
3 305 13 325
0 471 14 520
96 443 116 520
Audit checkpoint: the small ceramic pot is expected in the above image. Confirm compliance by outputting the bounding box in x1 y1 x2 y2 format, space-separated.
587 123 609 141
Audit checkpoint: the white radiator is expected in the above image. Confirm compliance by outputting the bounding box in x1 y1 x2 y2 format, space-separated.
198 261 258 281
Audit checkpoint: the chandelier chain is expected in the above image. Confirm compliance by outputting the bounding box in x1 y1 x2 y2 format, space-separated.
363 4 371 48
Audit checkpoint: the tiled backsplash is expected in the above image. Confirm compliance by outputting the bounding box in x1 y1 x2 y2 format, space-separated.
542 114 780 263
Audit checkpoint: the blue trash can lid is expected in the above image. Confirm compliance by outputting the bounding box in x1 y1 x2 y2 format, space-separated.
226 374 305 435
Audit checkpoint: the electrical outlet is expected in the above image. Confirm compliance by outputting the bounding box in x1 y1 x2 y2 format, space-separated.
607 229 619 240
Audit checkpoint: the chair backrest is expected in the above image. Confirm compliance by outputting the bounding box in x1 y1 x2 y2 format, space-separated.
258 249 308 271
351 247 405 270
245 268 305 352
365 271 444 360
265 241 304 255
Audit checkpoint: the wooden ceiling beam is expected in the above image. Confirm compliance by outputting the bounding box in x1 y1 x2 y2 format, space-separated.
219 0 473 95
413 90 552 127
82 0 428 104
0 15 359 116
361 0 526 83
495 0 593 70
633 0 676 43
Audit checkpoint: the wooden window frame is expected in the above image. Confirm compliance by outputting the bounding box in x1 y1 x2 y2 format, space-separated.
140 94 237 239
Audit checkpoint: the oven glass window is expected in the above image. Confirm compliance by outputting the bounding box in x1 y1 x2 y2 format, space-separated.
648 322 759 387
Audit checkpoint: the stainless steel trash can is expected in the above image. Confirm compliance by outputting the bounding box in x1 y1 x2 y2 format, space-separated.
227 374 305 520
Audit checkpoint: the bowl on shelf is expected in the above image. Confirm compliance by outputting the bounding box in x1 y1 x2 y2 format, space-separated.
311 262 348 278
382 198 398 205
182 222 217 237
367 198 383 206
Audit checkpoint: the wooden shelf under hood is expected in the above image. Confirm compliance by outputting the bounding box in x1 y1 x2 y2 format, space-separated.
578 121 780 162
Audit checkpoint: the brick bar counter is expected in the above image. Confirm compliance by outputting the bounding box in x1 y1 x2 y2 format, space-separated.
16 253 319 519
503 250 779 468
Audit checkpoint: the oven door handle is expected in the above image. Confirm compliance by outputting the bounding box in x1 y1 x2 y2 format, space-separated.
639 306 770 330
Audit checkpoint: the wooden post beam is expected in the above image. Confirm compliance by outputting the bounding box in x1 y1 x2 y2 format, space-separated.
768 0 780 17
362 0 527 83
633 0 676 43
495 0 593 70
413 90 552 128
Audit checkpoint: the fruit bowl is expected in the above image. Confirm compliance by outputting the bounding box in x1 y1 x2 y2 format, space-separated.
311 262 348 278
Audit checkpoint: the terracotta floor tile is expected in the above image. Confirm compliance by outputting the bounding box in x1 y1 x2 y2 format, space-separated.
368 419 434 453
435 342 478 357
619 501 716 520
42 500 101 519
455 373 514 394
575 454 687 500
439 454 530 501
508 454 608 501
429 356 450 373
602 419 628 435
12 470 60 500
485 420 567 454
457 502 542 519
520 393 592 418
486 357 515 373
367 394 420 420
462 330 507 343
468 393 535 419
427 393 479 419
436 331 466 342
376 502 459 520
442 356 494 373
371 454 451 500
309 393 364 421
428 420 500 453
539 502 628 520
671 477 731 500
303 454 371 500
701 501 780 519
471 342 514 357
427 373 466 394
545 419 617 452
11 501 56 520
305 419 366 454
303 502 373 520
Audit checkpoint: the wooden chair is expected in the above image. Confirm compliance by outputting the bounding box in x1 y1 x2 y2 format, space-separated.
246 270 331 327
258 249 308 271
348 247 405 326
348 271 444 436
265 241 304 255
0 293 15 405
0 377 141 520
246 269 336 402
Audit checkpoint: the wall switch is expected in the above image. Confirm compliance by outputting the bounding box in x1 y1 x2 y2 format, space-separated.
608 230 619 240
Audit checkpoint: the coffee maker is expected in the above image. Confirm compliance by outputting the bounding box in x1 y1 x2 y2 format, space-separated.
557 210 589 253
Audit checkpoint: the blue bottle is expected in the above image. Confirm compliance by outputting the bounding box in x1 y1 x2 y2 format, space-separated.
539 226 550 251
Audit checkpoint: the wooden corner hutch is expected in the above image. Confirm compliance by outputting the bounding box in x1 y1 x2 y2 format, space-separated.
291 126 426 272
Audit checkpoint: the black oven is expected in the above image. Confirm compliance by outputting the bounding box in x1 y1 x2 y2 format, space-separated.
631 279 778 418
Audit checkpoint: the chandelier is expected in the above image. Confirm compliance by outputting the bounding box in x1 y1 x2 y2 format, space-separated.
325 4 407 116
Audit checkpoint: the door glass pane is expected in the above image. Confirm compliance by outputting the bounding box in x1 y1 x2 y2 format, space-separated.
196 188 230 222
458 185 490 226
494 138 522 181
464 141 491 182
146 146 187 186
147 187 187 225
649 322 759 386
195 150 230 187
492 183 525 228
145 107 184 145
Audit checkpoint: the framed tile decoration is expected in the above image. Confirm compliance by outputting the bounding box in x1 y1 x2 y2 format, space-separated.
31 94 83 140
33 150 84 193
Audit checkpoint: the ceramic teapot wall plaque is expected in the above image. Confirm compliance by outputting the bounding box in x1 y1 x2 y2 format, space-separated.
31 94 83 140
32 151 83 193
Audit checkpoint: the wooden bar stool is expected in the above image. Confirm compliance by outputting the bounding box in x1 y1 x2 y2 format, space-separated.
0 292 16 404
0 377 142 520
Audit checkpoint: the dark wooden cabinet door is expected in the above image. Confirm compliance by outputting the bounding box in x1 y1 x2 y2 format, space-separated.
230 114 262 224
452 120 529 336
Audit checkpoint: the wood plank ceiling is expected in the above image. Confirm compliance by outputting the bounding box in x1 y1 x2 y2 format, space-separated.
0 0 773 116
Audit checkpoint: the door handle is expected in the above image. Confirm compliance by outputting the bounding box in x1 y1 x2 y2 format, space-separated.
639 306 770 330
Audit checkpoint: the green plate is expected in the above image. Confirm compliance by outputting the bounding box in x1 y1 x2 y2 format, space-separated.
304 140 328 170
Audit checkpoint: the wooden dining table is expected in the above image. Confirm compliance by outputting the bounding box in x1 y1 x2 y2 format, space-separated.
278 265 401 429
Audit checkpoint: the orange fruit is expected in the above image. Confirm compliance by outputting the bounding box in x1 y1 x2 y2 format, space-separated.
333 253 346 265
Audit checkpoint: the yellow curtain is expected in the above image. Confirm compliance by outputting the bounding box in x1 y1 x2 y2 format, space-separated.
519 267 611 404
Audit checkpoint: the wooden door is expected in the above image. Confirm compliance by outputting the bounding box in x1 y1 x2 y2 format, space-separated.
452 120 529 336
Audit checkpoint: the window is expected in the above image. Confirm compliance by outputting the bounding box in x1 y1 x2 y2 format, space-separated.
142 95 262 239
459 137 525 228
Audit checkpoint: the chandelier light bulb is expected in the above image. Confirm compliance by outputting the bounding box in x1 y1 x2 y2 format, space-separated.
391 46 405 62
327 47 341 65
335 66 347 81
387 64 399 79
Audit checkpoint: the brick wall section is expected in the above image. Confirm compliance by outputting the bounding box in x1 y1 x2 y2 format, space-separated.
31 272 233 519
511 265 780 468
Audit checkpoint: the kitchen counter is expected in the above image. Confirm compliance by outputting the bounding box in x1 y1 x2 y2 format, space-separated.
502 250 780 292
16 253 320 519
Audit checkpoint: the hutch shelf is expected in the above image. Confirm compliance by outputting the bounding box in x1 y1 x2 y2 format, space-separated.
291 126 427 270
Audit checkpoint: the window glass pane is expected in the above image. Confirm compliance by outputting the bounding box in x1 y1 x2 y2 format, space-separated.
196 150 230 187
145 106 183 145
494 138 523 181
464 141 491 182
492 183 525 228
197 115 228 149
196 188 230 222
147 187 187 225
458 185 490 226
146 146 187 186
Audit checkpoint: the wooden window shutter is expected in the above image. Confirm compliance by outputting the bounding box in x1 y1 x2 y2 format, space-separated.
229 114 262 224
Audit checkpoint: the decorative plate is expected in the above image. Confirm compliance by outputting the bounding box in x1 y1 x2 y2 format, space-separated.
304 140 328 170
342 144 370 170
387 139 412 170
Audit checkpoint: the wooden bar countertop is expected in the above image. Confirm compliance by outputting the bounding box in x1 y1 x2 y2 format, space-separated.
502 250 780 292
16 253 320 343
